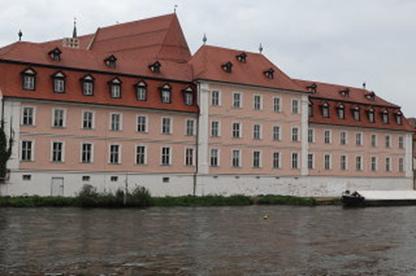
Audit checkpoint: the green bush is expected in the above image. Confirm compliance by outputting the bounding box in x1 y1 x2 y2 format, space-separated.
255 194 317 206
129 186 152 207
151 195 253 207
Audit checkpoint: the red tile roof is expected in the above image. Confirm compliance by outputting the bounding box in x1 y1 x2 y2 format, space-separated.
189 45 306 93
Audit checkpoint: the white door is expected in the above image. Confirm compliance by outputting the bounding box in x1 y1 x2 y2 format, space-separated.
51 177 64 196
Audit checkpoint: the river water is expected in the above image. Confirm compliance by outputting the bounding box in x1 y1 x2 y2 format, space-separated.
0 206 416 275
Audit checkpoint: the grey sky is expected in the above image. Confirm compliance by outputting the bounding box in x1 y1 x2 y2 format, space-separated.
1 0 415 117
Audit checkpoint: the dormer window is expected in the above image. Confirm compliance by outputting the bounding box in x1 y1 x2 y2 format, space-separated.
21 68 36 91
321 102 330 118
104 55 117 68
136 81 147 101
339 88 350 97
236 52 247 63
160 84 172 104
336 103 345 119
222 61 233 73
149 61 161 73
81 74 94 96
264 68 275 79
381 109 389 124
368 108 375 123
52 71 66 93
183 87 194 106
48 47 62 61
307 83 317 94
352 106 360 121
396 111 403 125
365 91 376 101
109 78 122 98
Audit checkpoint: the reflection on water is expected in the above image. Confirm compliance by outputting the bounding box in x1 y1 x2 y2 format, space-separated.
0 206 416 275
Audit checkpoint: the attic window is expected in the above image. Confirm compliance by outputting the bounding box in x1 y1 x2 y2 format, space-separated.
368 108 375 123
307 83 317 94
149 61 161 73
81 74 95 96
108 78 122 98
352 106 360 121
336 103 345 119
396 111 403 125
182 87 194 106
160 84 172 104
264 68 275 79
321 102 330 118
21 68 37 91
104 55 117 68
381 109 389 124
339 88 349 97
365 91 376 100
52 71 66 93
136 81 147 101
222 61 233 73
48 47 62 61
236 52 247 63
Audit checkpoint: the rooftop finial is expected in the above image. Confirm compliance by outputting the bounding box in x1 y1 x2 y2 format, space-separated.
259 43 263 54
72 17 77 38
174 4 178 13
202 33 207 45
18 30 22 41
362 82 366 89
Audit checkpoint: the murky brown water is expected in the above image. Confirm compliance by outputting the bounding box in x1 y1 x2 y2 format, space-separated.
0 206 416 275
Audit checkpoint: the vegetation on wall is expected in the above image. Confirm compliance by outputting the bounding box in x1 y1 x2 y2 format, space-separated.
0 120 13 183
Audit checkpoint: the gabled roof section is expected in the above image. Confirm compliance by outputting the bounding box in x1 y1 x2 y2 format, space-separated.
189 45 306 93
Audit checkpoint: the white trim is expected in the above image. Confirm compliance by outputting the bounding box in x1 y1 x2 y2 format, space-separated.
20 139 35 162
355 131 363 146
161 116 173 134
51 107 67 128
291 151 300 169
370 156 378 172
50 140 65 162
231 148 242 168
136 114 149 133
211 90 222 106
323 153 332 170
184 147 195 167
291 98 300 114
291 126 300 142
371 133 377 147
81 110 95 130
355 155 363 171
80 141 95 164
184 118 196 136
109 112 123 131
232 92 243 108
340 154 348 171
210 120 221 137
108 143 122 164
340 130 348 145
252 149 262 168
272 96 281 113
324 129 332 144
307 153 315 170
273 125 282 141
20 105 36 126
307 128 315 143
160 145 172 166
135 144 148 165
209 148 221 167
253 94 263 111
231 121 243 138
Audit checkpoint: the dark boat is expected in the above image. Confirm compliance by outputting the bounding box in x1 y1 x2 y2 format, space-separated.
341 190 416 207
341 190 365 207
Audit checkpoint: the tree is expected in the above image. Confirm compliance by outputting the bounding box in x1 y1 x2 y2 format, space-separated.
0 119 13 182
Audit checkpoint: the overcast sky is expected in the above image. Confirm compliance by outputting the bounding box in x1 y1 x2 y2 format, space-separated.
0 0 415 117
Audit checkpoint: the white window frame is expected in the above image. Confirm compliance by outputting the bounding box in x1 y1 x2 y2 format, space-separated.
370 156 377 172
108 144 122 164
273 125 281 141
184 147 195 167
324 129 332 144
21 105 36 126
385 135 391 148
210 148 220 167
232 92 243 108
398 157 404 172
291 127 299 142
161 117 173 135
136 115 148 133
80 142 94 164
273 96 281 113
252 150 262 168
185 119 196 136
161 146 172 166
253 124 262 140
50 140 65 163
211 120 221 137
291 152 299 169
20 140 35 162
324 153 332 170
232 121 242 138
231 149 242 168
109 112 123 131
340 155 348 171
51 108 67 128
308 153 315 170
273 152 281 169
355 155 363 171
371 134 377 147
340 131 348 145
211 90 222 106
398 136 404 149
308 128 315 143
355 132 363 146
253 94 263 111
291 99 299 114
385 157 392 172
135 144 147 165
81 110 95 130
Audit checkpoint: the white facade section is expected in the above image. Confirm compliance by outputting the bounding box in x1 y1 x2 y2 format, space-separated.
197 82 210 174
301 95 309 176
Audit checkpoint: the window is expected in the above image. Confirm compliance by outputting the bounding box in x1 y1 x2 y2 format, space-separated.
161 117 172 134
185 119 195 136
109 78 121 98
337 104 345 119
81 143 93 163
211 121 220 137
136 145 146 165
104 55 117 68
110 113 121 131
161 147 171 166
232 150 241 167
399 158 404 172
52 72 65 93
111 176 118 182
308 153 314 169
253 95 262 110
368 109 375 123
52 109 65 128
273 97 281 112
21 141 33 161
22 68 36 90
183 87 194 105
340 155 347 171
161 84 172 103
355 133 362 146
136 81 147 101
385 157 391 172
232 122 241 138
252 151 261 168
308 128 314 143
291 153 299 169
82 176 90 182
371 157 377 172
52 142 64 162
371 134 377 147
292 99 299 114
211 91 220 106
398 136 404 149
149 61 161 73
82 75 94 96
137 116 147 133
322 103 329 118
291 127 299 142
273 152 280 169
253 124 261 140
396 113 403 125
324 154 331 170
324 130 331 144
210 149 219 167
22 174 32 181
340 131 347 145
233 93 242 108
352 107 360 121
382 111 389 124
385 135 391 148
22 107 34 126
273 126 281 141
82 111 94 129
109 145 120 164
185 148 194 166
356 156 362 171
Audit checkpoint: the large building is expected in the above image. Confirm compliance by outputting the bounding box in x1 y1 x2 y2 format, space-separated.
0 14 414 197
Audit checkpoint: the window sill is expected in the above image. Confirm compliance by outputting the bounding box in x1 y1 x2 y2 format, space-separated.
52 126 66 129
20 160 35 163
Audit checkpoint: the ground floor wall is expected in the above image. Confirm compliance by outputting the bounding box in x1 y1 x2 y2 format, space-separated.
1 171 413 198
